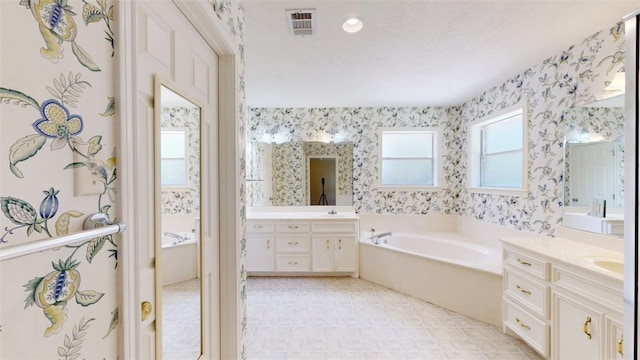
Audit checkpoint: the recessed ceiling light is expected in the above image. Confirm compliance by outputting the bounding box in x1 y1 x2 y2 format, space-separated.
342 17 364 33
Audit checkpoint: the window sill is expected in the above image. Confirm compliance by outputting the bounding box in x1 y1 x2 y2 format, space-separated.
466 186 528 197
376 186 443 192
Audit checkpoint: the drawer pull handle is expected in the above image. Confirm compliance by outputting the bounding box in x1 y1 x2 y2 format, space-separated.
617 335 623 355
338 239 342 250
267 239 270 249
326 239 330 250
516 285 531 295
288 261 298 265
254 225 263 229
515 318 530 330
516 258 532 266
288 241 299 246
583 317 592 339
288 225 299 230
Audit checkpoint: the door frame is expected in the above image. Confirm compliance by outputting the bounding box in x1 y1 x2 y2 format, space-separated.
117 0 242 358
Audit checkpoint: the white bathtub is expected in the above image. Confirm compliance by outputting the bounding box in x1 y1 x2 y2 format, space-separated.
162 234 198 286
359 231 503 327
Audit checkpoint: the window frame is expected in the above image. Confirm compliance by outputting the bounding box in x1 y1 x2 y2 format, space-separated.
377 127 443 191
160 127 190 188
467 102 529 196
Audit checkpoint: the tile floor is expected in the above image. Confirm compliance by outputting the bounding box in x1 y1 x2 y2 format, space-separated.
246 276 543 360
162 278 201 360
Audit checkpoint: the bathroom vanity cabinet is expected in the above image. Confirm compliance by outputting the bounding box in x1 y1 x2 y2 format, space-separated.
246 209 359 276
501 238 623 359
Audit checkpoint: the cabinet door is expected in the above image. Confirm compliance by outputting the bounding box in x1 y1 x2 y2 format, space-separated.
553 293 602 360
246 235 275 271
606 316 624 360
312 235 334 271
334 235 357 271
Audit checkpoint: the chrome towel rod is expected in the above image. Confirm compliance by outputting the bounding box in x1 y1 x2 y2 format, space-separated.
0 223 126 261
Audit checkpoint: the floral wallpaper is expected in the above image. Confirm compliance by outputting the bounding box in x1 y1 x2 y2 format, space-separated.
160 106 201 215
248 22 625 237
248 107 461 214
563 106 625 208
246 141 273 206
457 23 625 235
0 0 118 358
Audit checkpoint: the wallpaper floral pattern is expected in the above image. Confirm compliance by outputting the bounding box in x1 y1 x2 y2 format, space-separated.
248 22 625 237
160 106 201 215
1 0 118 358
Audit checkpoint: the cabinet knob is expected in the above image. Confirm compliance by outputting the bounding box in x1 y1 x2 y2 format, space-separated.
288 225 299 230
266 239 270 249
583 316 592 339
516 285 531 295
288 261 298 265
326 239 330 250
338 239 342 250
516 258 532 266
255 225 263 229
288 241 299 246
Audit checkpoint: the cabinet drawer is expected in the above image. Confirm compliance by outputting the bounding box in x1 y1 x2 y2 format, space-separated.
276 254 311 271
504 270 549 318
246 221 275 233
504 248 549 280
311 221 357 233
276 235 310 253
276 222 310 233
503 299 549 357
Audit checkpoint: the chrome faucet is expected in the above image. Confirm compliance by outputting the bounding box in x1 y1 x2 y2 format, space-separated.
369 229 392 244
164 231 186 245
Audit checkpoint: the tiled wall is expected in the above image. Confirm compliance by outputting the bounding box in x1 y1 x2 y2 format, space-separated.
248 22 625 236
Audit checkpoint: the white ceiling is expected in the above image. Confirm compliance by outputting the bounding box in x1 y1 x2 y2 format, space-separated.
242 0 639 108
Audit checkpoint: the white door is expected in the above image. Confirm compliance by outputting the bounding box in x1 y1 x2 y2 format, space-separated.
126 1 219 358
569 142 616 207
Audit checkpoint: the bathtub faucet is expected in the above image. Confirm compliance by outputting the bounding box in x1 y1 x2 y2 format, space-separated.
369 229 392 244
164 231 187 245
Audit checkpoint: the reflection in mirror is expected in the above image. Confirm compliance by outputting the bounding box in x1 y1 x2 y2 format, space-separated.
246 141 354 207
156 81 202 359
309 157 337 205
563 93 624 237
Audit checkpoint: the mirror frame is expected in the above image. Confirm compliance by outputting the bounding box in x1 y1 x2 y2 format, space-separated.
153 74 204 359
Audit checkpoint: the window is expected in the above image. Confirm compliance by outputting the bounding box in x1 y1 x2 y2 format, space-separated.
160 129 188 187
468 104 528 194
379 128 440 188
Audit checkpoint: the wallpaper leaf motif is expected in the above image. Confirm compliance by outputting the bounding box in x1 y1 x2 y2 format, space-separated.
21 0 102 71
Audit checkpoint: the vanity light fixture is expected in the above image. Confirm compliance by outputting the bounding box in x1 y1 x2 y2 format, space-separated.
342 17 364 33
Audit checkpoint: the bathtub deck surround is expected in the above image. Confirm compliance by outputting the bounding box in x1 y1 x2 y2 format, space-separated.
501 236 623 359
360 231 503 327
246 206 360 276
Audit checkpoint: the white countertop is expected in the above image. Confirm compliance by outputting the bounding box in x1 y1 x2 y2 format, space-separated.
247 206 360 220
247 212 360 220
501 236 623 281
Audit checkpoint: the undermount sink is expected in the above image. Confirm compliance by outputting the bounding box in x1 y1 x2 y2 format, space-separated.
584 256 624 275
593 260 624 274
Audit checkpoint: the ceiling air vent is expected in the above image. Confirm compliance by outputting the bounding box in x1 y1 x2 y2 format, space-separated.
286 9 316 37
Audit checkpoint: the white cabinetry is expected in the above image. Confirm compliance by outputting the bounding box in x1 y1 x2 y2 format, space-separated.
246 221 275 271
502 241 623 359
502 245 551 357
311 222 358 272
246 217 359 276
551 263 623 360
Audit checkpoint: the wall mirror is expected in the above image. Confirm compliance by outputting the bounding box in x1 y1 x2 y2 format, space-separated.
246 141 354 207
154 77 203 359
563 86 625 238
